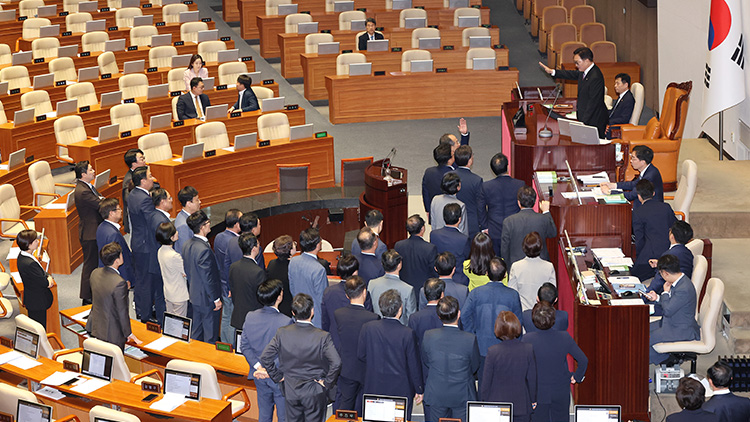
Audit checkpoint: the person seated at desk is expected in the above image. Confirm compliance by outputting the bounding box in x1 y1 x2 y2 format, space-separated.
646 221 694 315
666 377 720 422
358 18 384 51
228 74 260 113
184 54 208 92
703 361 750 422
176 77 211 121
631 179 677 280
17 229 54 329
608 73 635 126
601 145 664 209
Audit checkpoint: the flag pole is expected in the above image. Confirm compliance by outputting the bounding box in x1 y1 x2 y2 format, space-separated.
719 111 724 161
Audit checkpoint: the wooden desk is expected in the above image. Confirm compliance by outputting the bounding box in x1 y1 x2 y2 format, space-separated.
560 62 641 99
0 160 35 221
279 25 500 77
223 0 241 22
301 46 508 101
149 135 336 217
326 68 518 124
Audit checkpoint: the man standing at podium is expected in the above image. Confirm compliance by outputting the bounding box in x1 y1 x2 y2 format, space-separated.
538 47 608 138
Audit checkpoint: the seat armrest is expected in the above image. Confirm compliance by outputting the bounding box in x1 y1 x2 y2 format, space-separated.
52 347 83 360
0 218 29 238
19 205 43 211
675 211 685 221
34 192 61 206
131 368 164 384
664 195 675 200
619 124 647 141
47 332 66 350
624 138 681 153
653 340 712 354
0 261 6 272
54 183 76 188
222 387 252 419
55 416 81 422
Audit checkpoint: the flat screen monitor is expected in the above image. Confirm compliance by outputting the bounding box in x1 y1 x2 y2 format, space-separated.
12 51 32 66
16 399 51 422
13 109 35 127
466 401 513 422
0 81 7 96
123 59 145 75
290 123 313 140
36 5 56 17
469 35 491 48
33 73 54 90
449 0 468 7
172 54 192 68
133 15 153 27
574 405 621 422
78 1 98 13
164 368 201 400
205 104 228 121
81 349 114 382
163 312 192 341
39 24 60 38
121 0 139 7
14 327 39 359
78 66 99 82
558 117 582 137
367 39 389 51
179 10 199 23
276 3 298 15
0 10 16 22
150 113 172 131
104 39 126 52
202 77 215 91
198 29 218 43
472 57 496 70
217 49 240 63
317 42 339 55
100 91 123 108
94 169 110 189
457 15 480 27
334 0 354 11
260 97 284 112
570 122 607 145
97 123 120 143
297 22 318 34
418 37 440 50
58 44 78 58
410 59 433 73
234 329 243 354
350 19 366 31
56 99 78 117
348 62 372 76
391 0 411 9
150 34 172 48
8 148 26 171
404 17 426 28
85 20 106 33
362 394 407 422
233 133 257 151
147 83 169 100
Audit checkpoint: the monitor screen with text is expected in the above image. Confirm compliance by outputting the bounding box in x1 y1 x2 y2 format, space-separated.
363 394 407 422
467 401 513 422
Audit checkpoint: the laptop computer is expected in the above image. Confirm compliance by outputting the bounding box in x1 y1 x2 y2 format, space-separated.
574 405 621 422
181 143 205 162
404 17 426 28
569 122 610 145
362 394 407 422
97 123 120 142
205 104 228 121
466 401 513 422
449 0 469 7
217 49 240 63
367 39 389 51
13 109 35 127
105 39 126 52
78 66 100 82
12 51 32 66
234 329 243 354
557 117 582 137
123 59 145 74
36 5 56 17
39 24 60 38
198 29 219 43
472 57 496 70
410 59 433 72
150 113 172 130
418 37 440 50
260 97 284 112
297 22 318 34
100 91 123 108
469 35 491 48
133 15 153 27
350 19 366 31
276 3 298 15
348 62 372 76
334 0 354 12
164 368 201 400
172 54 192 68
78 1 97 13
147 83 169 100
33 74 54 90
14 327 39 359
56 99 78 117
317 42 340 55
65 191 76 212
457 15 480 27
150 34 172 48
94 169 110 189
58 44 78 58
16 399 52 422
391 0 411 9
81 349 114 382
233 133 257 150
179 11 199 23
162 312 192 341
8 149 26 170
85 20 106 33
290 123 313 140
202 77 215 91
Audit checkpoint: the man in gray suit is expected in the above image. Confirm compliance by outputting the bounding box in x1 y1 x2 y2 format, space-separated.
174 186 201 255
289 228 328 328
501 185 557 268
86 242 141 350
261 293 341 422
367 249 417 325
645 254 700 364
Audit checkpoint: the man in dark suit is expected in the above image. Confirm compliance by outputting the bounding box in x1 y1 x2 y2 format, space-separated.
229 233 266 331
408 278 444 346
703 361 750 422
174 186 201 255
602 145 664 209
645 255 700 364
501 185 557 268
121 148 145 234
418 253 468 309
321 255 374 350
357 18 384 51
183 210 223 343
74 160 104 305
226 213 266 271
214 209 243 344
333 276 379 414
422 296 480 422
176 77 211 120
86 242 141 350
453 145 483 238
350 209 387 260
96 199 134 288
147 188 170 325
289 227 328 328
261 293 341 422
522 283 569 333
355 228 385 284
127 166 156 320
646 221 694 315
539 46 608 138
631 180 678 280
16 230 53 329
394 215 438 294
667 378 720 422
429 203 470 286
422 143 454 221
228 74 259 113
608 73 636 126
241 279 293 422
358 289 423 420
478 153 525 255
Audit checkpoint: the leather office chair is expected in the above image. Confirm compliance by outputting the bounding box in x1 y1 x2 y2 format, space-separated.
31 37 59 60
198 40 227 63
547 22 576 68
163 3 188 24
539 5 566 53
65 12 92 33
461 27 490 47
0 66 31 90
97 51 119 75
28 160 75 206
453 7 481 26
90 406 142 422
171 96 179 120
0 184 38 238
253 86 275 100
341 156 373 187
180 21 209 43
257 112 290 140
130 25 158 47
265 0 289 15
195 121 230 151
0 383 39 415
49 57 77 82
22 18 51 40
616 81 692 191
217 61 248 85
119 73 149 99
277 163 310 191
165 360 252 419
399 8 427 27
64 0 85 13
336 52 366 75
465 47 495 69
111 103 145 131
652 277 724 374
339 11 366 30
20 90 53 117
107 0 123 8
560 0 586 15
569 5 595 34
401 49 431 71
66 82 98 107
149 45 178 68
0 100 7 124
690 255 708 317
54 115 87 164
685 238 704 257
628 82 645 124
305 33 334 54
82 31 110 53
411 27 440 48
590 40 617 63
167 68 185 92
665 159 697 222
579 22 606 45
15 314 69 361
530 0 556 37
0 262 12 318
19 0 44 18
285 13 312 33
138 132 174 163
557 41 586 67
115 7 143 28
0 44 10 66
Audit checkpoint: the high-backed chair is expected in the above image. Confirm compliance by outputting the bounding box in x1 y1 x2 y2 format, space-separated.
690 255 708 317
539 5 566 53
277 163 310 191
167 68 185 92
0 66 31 90
130 25 158 47
115 7 143 28
399 8 427 27
54 115 87 164
0 262 12 317
65 12 92 33
285 13 312 33
560 0 586 15
325 0 334 12
119 73 149 99
82 31 110 53
453 7 480 26
579 22 605 45
265 0 289 15
21 90 53 117
197 40 227 63
171 96 179 120
97 51 119 75
165 360 251 419
22 18 51 39
90 406 142 422
107 0 123 8
28 160 74 206
49 57 77 82
461 27 490 47
163 3 188 24
149 45 178 68
0 44 10 66
665 159 697 222
339 10 366 30
253 86 274 100
411 27 440 48
257 112 290 140
465 47 495 69
685 239 704 257
341 156 373 187
401 49 431 71
217 62 248 85
180 21 209 43
628 82 645 125
530 0 556 37
0 101 7 124
305 33 334 53
15 314 67 360
0 383 38 416
64 0 86 13
111 103 144 131
19 0 44 17
569 5 595 34
31 37 59 59
195 122 230 150
0 184 38 238
590 40 616 63
547 23 576 68
336 52 366 75
138 132 173 163
617 81 692 190
83 338 162 384
557 41 586 67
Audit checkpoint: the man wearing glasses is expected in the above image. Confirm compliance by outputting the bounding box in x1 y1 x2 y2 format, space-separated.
600 145 664 210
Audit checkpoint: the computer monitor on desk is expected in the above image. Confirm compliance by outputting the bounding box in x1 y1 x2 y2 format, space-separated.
418 37 440 50
570 123 610 145
404 17 426 28
410 59 433 73
205 104 228 121
133 14 153 27
94 169 110 189
81 349 114 382
457 15 480 28
14 327 39 359
367 39 389 51
276 4 298 15
261 97 285 112
350 19 366 31
163 312 192 341
391 0 411 9
98 124 120 143
164 369 201 400
469 35 491 48
297 22 318 34
16 399 52 422
362 394 407 422
150 34 172 48
198 29 218 43
100 91 122 108
334 0 354 11
574 405 621 422
466 401 513 422
78 67 99 82
78 1 97 13
105 39 126 52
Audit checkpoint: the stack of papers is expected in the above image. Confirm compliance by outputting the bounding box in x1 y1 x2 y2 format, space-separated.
71 377 108 394
535 171 557 183
125 345 148 360
145 336 179 351
72 308 91 323
41 371 80 386
592 248 632 272
150 392 187 412
578 171 610 185
0 350 42 369
36 386 65 400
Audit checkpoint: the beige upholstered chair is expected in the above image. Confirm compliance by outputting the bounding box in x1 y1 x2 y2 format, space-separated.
64 0 86 13
49 57 77 82
90 406 142 422
686 239 704 257
21 90 53 117
336 52 366 75
557 41 586 67
195 121 230 150
401 49 431 71
530 0 556 36
461 27 490 47
399 8 427 27
0 101 7 124
253 86 274 100
166 360 251 419
0 383 38 416
163 3 188 24
171 96 179 120
84 338 162 385
539 5 566 53
198 40 227 63
119 73 148 99
0 66 31 90
338 10 366 30
411 27 440 48
0 262 12 318
590 40 616 63
130 25 158 47
257 112 290 140
19 0 44 18
690 255 708 317
628 82 645 125
305 33 334 54
54 115 87 164
167 68 185 92
65 12 92 33
180 21 209 43
28 160 74 206
569 5 595 33
107 0 123 9
97 51 119 75
547 22 576 67
285 13 312 33
453 7 481 26
325 0 334 12
465 47 495 69
0 185 38 238
138 132 173 163
579 22 605 45
115 7 143 28
149 46 178 68
665 159 697 222
217 62 248 85
15 313 76 361
82 31 110 53
265 0 289 15
0 44 10 66
31 37 59 59
110 103 144 131
22 18 51 39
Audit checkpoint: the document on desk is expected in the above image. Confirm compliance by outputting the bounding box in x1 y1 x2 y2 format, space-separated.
150 392 188 412
6 246 20 260
0 350 25 365
43 201 68 210
41 371 80 386
72 308 91 323
146 336 179 351
172 157 184 163
125 345 148 360
599 257 634 267
36 386 66 400
591 248 625 258
71 377 109 394
561 191 596 199
9 355 42 370
578 171 610 185
0 164 8 171
610 298 647 306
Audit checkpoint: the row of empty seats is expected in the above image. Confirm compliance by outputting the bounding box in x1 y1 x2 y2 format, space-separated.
8 0 191 21
302 26 492 53
266 0 478 14
283 7 483 32
335 47 497 72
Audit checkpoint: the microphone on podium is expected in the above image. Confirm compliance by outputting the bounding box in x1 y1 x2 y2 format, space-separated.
539 84 562 138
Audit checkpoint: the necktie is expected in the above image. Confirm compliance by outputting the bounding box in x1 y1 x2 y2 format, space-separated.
238 91 243 108
610 97 620 117
194 95 203 118
90 184 101 198
370 34 374 40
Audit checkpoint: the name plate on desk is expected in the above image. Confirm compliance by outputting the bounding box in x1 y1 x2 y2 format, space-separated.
101 73 112 79
170 91 181 97
315 131 328 138
201 17 211 22
33 58 44 63
124 98 135 104
335 410 357 420
174 41 185 46
62 31 72 36
81 51 91 57
101 7 110 11
63 360 80 372
391 47 402 52
36 115 46 122
18 16 27 21
258 140 270 147
216 84 228 90
230 111 241 118
127 45 138 51
263 79 274 85
142 381 160 392
108 26 118 31
146 321 161 333
25 155 34 163
442 45 454 50
220 36 231 42
0 336 12 348
241 56 252 62
173 121 184 127
143 3 152 6
60 11 70 16
156 21 166 27
205 149 216 157
9 88 20 95
79 106 90 112
216 342 232 352
55 81 66 86
374 70 385 76
436 68 447 73
285 104 299 110
147 67 158 73
121 131 132 138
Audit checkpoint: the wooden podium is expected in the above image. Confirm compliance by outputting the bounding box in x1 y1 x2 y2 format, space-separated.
360 160 408 248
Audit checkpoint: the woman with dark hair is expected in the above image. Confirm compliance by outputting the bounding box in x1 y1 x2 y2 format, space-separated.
667 377 720 422
481 311 536 422
266 235 296 316
16 230 53 328
522 303 588 422
156 222 188 316
463 232 504 290
183 54 208 91
508 231 556 311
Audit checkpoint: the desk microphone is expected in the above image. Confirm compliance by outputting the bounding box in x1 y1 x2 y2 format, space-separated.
539 84 562 138
381 147 397 178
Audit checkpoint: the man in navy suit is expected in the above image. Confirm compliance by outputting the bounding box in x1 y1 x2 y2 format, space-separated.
350 209 387 260
174 186 201 255
127 166 156 321
226 213 266 271
146 188 170 325
645 255 700 364
422 296 480 422
419 252 468 309
176 77 211 121
241 279 293 422
632 179 678 280
647 221 694 314
602 145 664 209
422 143 454 221
408 278 444 346
703 361 750 422
522 283 569 333
478 153 525 256
355 228 385 284
501 186 557 269
357 18 384 51
667 378 720 422
430 203 470 286
96 199 134 287
214 209 243 343
608 73 635 126
121 148 145 234
289 228 328 328
358 289 423 420
394 215 438 293
228 74 259 113
453 145 483 238
333 276 379 414
368 250 417 325
74 161 104 305
321 255 373 350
